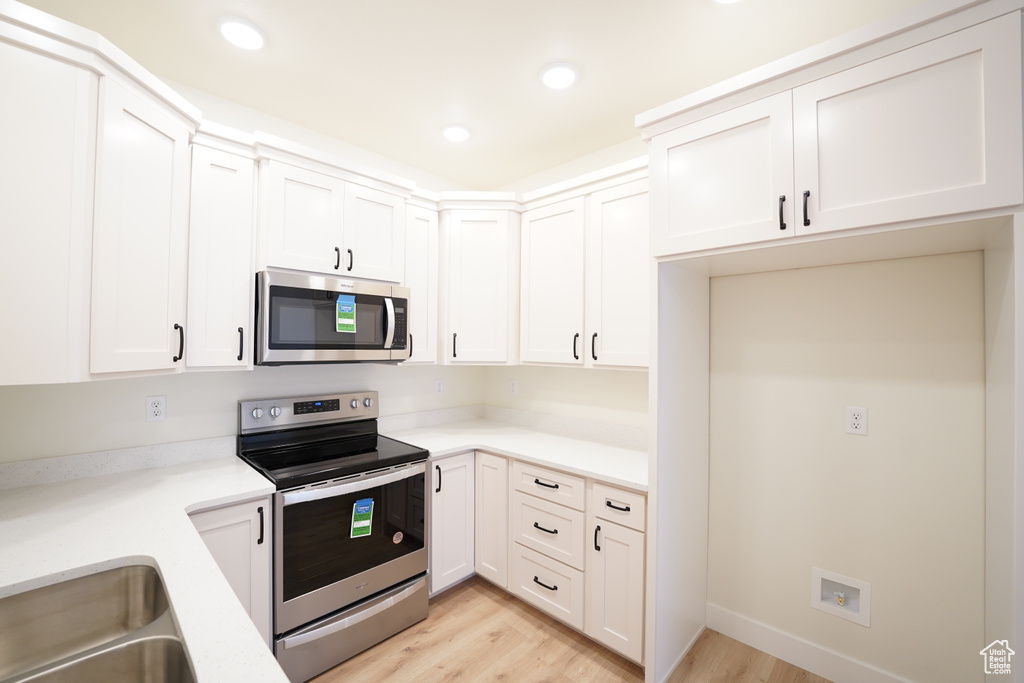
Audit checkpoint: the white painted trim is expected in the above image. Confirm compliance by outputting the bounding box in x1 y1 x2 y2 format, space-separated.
519 156 648 207
706 603 913 683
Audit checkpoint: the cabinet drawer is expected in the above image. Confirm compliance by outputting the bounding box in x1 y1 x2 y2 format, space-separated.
512 491 585 570
590 483 646 532
511 544 584 630
511 460 585 511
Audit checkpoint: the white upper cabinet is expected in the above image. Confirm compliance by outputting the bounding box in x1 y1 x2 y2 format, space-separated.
520 172 650 369
0 41 95 385
794 14 1022 233
90 77 193 374
441 208 520 364
650 94 793 255
520 198 587 364
186 142 256 369
404 204 439 364
262 161 346 274
344 183 405 282
649 13 1023 256
585 179 650 368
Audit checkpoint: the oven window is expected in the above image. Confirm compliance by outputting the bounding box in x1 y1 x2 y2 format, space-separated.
269 286 385 349
281 473 425 602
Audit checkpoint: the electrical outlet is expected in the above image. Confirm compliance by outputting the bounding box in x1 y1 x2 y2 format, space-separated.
434 379 444 395
509 379 518 395
147 395 166 422
846 406 867 435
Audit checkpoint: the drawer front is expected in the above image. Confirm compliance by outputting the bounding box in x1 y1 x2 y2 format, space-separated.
590 483 646 532
512 491 585 570
511 460 585 511
511 544 584 630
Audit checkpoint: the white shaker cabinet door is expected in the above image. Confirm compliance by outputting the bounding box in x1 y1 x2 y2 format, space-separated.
429 452 475 594
585 179 649 369
474 452 509 588
344 183 406 282
794 14 1023 234
520 198 586 365
263 161 345 274
404 205 439 364
0 42 94 385
586 518 645 663
91 77 192 374
650 91 793 256
186 145 256 368
190 498 272 648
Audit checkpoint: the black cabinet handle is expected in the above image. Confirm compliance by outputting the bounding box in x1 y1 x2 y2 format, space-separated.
257 506 264 545
533 576 558 592
606 500 631 512
173 323 183 362
803 190 811 227
452 333 457 358
594 525 601 551
435 464 441 493
237 327 244 361
409 334 414 357
334 246 341 270
779 195 787 231
347 248 354 271
533 521 559 535
573 333 579 360
591 333 597 361
534 478 559 490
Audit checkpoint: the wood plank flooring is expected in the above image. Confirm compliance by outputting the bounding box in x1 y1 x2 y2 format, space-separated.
310 576 831 683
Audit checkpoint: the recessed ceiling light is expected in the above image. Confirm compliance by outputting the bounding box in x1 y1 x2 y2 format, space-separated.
541 63 578 90
443 125 470 143
218 17 265 50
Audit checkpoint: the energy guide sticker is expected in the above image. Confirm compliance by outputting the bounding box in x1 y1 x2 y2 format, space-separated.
351 498 373 538
336 294 356 333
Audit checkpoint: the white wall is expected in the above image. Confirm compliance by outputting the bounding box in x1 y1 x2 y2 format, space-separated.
0 364 484 463
707 252 985 682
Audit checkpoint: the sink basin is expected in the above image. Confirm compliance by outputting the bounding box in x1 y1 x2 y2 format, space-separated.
16 637 194 683
0 564 192 682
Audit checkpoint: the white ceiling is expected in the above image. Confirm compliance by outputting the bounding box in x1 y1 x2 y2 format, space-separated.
22 0 924 189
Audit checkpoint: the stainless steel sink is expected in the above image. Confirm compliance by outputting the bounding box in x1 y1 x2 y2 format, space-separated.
0 564 195 683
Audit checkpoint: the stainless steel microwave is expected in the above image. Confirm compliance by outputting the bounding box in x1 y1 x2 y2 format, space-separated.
256 270 410 365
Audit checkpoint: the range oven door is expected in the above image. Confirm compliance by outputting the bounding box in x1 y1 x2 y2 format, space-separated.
274 462 426 635
256 269 409 365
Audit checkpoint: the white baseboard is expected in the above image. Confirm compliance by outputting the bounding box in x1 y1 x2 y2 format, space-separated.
706 603 913 683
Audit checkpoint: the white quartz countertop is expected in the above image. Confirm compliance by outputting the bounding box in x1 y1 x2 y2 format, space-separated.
384 419 649 492
0 457 287 683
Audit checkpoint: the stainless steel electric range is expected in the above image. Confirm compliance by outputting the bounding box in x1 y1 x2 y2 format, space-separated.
237 391 428 683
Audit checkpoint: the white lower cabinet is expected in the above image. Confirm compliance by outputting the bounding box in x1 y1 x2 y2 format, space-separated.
511 544 585 630
585 516 645 662
189 497 272 648
475 452 508 587
429 452 475 594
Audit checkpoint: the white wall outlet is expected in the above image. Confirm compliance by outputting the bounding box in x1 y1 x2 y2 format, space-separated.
509 379 518 395
434 379 444 395
146 395 166 422
846 406 867 435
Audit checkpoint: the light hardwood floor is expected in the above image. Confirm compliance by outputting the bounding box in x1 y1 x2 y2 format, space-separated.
311 576 831 683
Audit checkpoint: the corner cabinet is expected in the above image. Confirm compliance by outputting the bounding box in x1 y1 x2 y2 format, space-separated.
429 452 476 594
475 452 509 587
650 13 1023 256
404 204 440 364
190 497 272 648
186 140 256 369
440 209 521 364
90 77 194 374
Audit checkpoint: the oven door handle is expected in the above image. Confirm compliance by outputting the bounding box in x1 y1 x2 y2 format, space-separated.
282 462 425 506
282 576 426 649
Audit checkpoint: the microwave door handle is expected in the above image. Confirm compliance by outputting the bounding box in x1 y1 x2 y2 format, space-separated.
282 461 425 506
383 298 396 349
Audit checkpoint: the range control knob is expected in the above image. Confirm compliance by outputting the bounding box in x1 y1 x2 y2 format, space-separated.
269 406 282 418
350 399 360 409
363 398 374 408
251 407 264 419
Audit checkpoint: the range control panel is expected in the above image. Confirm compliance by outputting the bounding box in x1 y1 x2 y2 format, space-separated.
239 391 378 434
